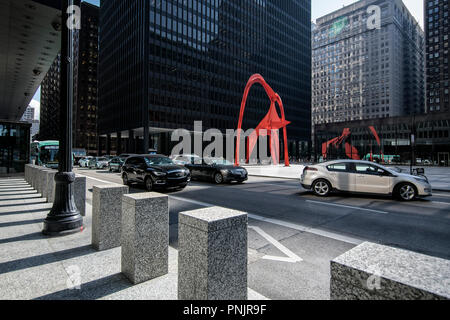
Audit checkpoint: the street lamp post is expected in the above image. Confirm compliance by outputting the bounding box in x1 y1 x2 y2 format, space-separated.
43 0 83 235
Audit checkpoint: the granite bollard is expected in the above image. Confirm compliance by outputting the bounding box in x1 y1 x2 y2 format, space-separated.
74 175 86 216
178 206 248 300
92 184 129 251
25 164 31 184
44 170 57 203
37 168 47 195
331 242 450 300
121 193 169 284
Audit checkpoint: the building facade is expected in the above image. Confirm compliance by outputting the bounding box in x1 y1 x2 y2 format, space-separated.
425 0 450 113
40 2 99 154
20 105 39 139
99 0 312 159
315 112 450 166
39 53 61 142
0 121 31 174
312 0 425 128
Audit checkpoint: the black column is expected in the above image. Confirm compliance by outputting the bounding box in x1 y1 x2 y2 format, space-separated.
128 130 134 153
43 0 83 235
117 132 122 155
106 134 111 155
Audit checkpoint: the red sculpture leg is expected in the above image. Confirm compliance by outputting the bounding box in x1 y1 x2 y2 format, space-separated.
236 74 291 167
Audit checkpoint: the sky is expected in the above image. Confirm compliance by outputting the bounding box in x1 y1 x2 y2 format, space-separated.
30 0 424 120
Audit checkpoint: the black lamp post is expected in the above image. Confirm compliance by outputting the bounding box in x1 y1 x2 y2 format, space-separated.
43 0 83 235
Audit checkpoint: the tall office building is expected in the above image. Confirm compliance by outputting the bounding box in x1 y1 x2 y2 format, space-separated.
98 0 312 159
425 0 450 113
312 0 425 128
40 2 99 154
20 105 39 139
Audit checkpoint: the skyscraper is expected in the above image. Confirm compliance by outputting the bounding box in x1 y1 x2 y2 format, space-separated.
312 0 425 128
425 0 450 113
40 2 99 154
98 0 312 159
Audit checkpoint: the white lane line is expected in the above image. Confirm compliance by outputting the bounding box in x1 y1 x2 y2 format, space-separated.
170 195 364 245
433 193 450 198
76 174 117 185
248 226 302 263
305 200 389 215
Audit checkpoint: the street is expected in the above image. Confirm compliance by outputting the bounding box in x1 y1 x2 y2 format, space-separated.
74 167 450 300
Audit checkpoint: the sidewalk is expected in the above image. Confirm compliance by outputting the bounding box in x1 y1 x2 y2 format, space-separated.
244 164 450 192
0 177 267 300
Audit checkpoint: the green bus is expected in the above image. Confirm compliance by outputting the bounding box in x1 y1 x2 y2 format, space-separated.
31 140 60 169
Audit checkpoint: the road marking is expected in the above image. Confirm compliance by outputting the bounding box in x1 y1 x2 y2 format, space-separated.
248 226 302 263
170 195 364 245
433 193 450 198
305 200 389 214
76 174 116 185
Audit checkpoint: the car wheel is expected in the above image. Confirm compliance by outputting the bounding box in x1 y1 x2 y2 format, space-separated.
145 176 153 191
396 183 417 201
214 172 224 184
122 173 130 186
312 179 331 197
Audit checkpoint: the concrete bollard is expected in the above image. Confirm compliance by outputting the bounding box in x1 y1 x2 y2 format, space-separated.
121 193 169 284
25 164 31 184
37 168 51 197
44 170 57 203
30 166 37 189
330 242 450 300
92 184 129 251
178 206 248 300
74 175 86 216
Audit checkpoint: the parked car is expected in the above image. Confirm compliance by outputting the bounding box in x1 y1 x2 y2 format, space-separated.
79 156 93 167
171 154 202 165
88 157 109 169
183 156 248 184
109 157 126 172
300 160 432 201
122 154 190 191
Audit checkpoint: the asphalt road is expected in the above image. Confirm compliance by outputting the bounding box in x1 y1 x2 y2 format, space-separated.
74 167 450 300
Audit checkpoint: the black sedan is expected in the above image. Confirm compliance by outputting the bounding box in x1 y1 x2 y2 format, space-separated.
185 157 248 184
121 155 190 191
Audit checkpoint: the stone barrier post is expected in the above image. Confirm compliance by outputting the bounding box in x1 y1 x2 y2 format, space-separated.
121 193 169 284
178 206 248 300
92 184 129 251
331 242 450 300
74 175 86 216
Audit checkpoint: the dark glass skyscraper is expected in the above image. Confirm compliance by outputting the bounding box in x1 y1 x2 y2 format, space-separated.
99 0 311 158
40 2 99 154
425 0 450 114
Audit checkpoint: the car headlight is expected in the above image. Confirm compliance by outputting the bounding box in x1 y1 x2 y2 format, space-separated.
153 171 167 177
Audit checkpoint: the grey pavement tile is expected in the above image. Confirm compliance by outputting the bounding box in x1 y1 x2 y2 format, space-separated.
0 263 70 300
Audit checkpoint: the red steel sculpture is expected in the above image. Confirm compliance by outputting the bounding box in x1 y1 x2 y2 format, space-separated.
235 74 291 167
322 126 383 162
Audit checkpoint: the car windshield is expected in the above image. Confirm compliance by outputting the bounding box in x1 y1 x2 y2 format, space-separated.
205 158 233 166
97 158 107 161
145 156 174 166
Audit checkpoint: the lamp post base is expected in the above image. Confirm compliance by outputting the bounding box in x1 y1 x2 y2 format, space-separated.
42 172 84 236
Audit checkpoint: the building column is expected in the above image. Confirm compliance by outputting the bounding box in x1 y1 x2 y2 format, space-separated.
97 136 102 156
117 132 122 155
106 134 111 155
128 130 134 153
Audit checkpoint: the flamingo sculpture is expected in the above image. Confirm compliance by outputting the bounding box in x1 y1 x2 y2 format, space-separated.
235 74 291 167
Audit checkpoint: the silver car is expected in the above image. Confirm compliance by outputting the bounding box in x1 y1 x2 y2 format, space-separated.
300 160 432 201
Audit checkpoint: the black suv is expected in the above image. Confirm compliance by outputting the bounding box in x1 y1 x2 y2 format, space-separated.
122 155 190 191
